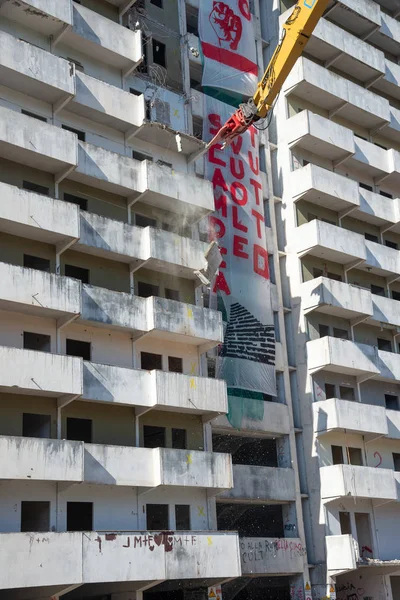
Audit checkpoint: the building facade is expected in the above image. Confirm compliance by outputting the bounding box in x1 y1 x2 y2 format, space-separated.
272 0 400 599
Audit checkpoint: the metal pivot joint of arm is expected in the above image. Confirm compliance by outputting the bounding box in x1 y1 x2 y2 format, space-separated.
207 0 330 150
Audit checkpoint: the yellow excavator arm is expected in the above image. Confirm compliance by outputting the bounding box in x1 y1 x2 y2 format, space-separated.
199 0 329 154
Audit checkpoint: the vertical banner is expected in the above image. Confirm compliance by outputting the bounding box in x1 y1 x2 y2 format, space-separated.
199 0 258 97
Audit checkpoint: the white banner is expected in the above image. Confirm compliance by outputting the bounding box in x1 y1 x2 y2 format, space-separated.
199 0 258 97
203 98 276 397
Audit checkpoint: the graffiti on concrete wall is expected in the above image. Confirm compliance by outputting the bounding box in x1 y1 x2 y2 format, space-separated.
94 532 203 554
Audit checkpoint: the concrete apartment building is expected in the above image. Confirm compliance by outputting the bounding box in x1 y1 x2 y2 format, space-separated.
271 0 400 599
0 1 308 600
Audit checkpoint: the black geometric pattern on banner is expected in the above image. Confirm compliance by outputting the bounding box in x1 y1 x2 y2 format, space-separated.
220 303 275 365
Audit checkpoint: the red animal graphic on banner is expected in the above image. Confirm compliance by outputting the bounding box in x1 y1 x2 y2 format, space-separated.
209 2 243 51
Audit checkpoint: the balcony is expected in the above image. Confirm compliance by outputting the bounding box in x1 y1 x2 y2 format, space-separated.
385 149 400 188
380 59 400 103
0 182 79 245
240 537 305 575
347 137 389 181
65 3 142 75
286 110 354 163
313 399 388 437
81 286 223 349
387 410 400 440
301 277 373 320
0 0 73 35
84 445 232 491
307 337 379 377
0 31 74 105
221 465 296 503
294 220 366 265
0 436 83 482
0 106 77 178
73 144 214 221
0 346 82 397
326 0 381 39
284 58 389 131
326 535 358 575
0 263 81 319
354 188 398 229
212 401 290 437
320 464 397 501
290 164 360 212
77 211 211 277
82 362 227 418
365 240 400 277
376 349 400 383
369 13 400 59
371 294 400 328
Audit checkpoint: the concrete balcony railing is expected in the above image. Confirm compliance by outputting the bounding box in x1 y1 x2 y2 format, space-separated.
290 164 360 212
365 239 400 277
66 3 142 75
0 30 75 105
307 337 379 378
0 0 73 35
240 537 305 575
294 220 366 265
84 445 232 491
370 12 400 59
385 149 400 188
301 277 373 320
73 144 214 221
350 137 389 180
376 349 400 383
0 263 81 319
387 409 400 440
284 58 389 131
328 0 381 30
285 110 355 164
0 531 241 590
0 105 77 177
81 286 223 348
0 346 82 397
82 362 227 418
221 465 296 503
380 59 400 103
320 464 397 501
326 534 358 575
72 72 145 132
372 294 400 328
212 401 290 437
313 398 388 437
0 436 83 482
0 182 80 245
78 211 210 277
357 188 399 228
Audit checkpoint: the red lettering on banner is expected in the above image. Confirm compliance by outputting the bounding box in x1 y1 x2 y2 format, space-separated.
232 206 248 233
250 178 262 206
249 126 257 148
215 194 228 218
233 235 249 259
231 136 243 156
209 216 226 240
209 114 222 135
212 168 229 193
231 181 248 206
252 209 264 239
248 151 259 175
214 270 231 295
254 245 270 280
219 247 227 269
230 157 245 179
239 0 251 21
209 144 226 167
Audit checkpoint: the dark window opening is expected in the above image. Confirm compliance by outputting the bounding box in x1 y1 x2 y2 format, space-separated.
319 324 330 338
360 182 373 192
193 116 203 139
385 394 399 411
371 284 386 297
150 0 163 6
21 109 47 122
365 233 379 243
147 504 169 530
66 338 91 360
325 383 336 399
152 39 166 68
217 503 284 537
66 417 92 443
332 445 344 465
23 181 49 196
138 35 148 74
65 264 89 284
313 268 342 282
141 352 162 370
132 150 152 162
64 193 87 211
339 511 351 535
268 255 275 284
378 338 392 352
393 453 400 472
67 502 93 531
67 57 84 72
130 88 142 97
175 505 190 530
165 288 180 302
138 281 159 298
386 240 398 250
143 425 166 448
213 434 278 467
348 447 363 466
392 290 400 301
172 428 187 450
333 328 349 340
62 124 85 142
168 356 183 374
207 357 216 378
380 190 393 199
23 413 51 438
340 386 355 401
135 214 157 228
23 254 50 273
23 331 51 353
21 501 50 532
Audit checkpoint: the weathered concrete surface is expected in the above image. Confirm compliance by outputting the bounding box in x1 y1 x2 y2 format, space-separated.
307 337 379 377
159 448 233 490
0 435 83 482
372 294 400 328
240 537 305 575
320 464 397 501
7 0 73 25
0 182 80 242
294 220 366 263
313 399 388 437
0 346 83 396
155 370 228 415
365 239 400 276
387 409 400 440
221 465 296 502
81 285 148 332
212 401 290 436
0 262 81 316
301 277 373 320
326 535 358 574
